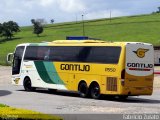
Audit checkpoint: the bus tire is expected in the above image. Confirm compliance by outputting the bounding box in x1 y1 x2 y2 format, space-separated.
90 83 101 99
23 77 36 91
78 82 88 98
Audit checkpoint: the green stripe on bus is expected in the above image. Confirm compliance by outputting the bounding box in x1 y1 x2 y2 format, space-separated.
34 61 54 84
34 61 64 85
43 62 64 85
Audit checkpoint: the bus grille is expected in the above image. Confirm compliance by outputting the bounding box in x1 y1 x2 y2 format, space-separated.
107 77 117 91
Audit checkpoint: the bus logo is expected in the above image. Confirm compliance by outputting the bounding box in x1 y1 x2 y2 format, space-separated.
133 48 149 58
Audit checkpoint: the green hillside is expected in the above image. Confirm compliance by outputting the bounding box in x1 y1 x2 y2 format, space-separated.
0 13 160 65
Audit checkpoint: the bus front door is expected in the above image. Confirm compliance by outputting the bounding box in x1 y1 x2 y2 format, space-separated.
12 46 25 75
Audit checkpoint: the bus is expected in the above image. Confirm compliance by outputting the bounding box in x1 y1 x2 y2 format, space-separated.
7 40 154 99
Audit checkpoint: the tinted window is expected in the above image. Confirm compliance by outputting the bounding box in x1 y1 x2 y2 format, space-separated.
24 46 121 64
86 47 121 63
49 47 83 62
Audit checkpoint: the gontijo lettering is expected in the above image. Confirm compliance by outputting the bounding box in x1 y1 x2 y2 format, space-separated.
60 64 90 71
127 63 153 68
127 63 153 71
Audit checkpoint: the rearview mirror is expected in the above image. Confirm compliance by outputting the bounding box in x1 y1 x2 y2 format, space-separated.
7 53 13 65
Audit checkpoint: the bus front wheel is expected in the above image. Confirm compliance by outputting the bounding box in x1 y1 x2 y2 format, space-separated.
23 77 36 91
78 82 88 98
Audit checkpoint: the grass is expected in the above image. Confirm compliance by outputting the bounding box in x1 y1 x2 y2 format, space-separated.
0 104 62 120
1 13 160 65
0 104 8 107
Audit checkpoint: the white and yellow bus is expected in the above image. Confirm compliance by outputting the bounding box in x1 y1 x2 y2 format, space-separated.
7 40 154 99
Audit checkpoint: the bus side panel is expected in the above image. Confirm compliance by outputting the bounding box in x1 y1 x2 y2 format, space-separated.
54 62 102 91
54 62 123 93
20 61 68 90
100 45 125 95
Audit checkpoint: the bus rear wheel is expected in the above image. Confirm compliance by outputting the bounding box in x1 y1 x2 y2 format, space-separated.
90 83 101 99
78 82 88 98
23 77 36 91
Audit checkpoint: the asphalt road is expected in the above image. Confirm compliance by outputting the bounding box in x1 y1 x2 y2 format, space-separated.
0 66 160 120
0 85 160 114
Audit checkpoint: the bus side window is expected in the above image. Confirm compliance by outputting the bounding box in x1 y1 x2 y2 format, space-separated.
48 47 55 61
36 47 50 61
77 47 91 62
24 46 37 61
44 49 50 61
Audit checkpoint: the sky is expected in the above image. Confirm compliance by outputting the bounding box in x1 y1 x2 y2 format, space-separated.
0 0 160 26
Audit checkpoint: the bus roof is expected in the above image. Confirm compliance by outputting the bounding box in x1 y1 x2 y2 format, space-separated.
52 40 106 43
16 40 152 47
50 40 152 46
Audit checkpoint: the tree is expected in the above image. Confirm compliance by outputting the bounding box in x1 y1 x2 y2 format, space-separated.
31 19 36 24
36 19 47 25
32 21 43 37
31 19 44 37
51 19 54 24
31 18 47 25
1 21 20 39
